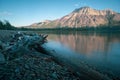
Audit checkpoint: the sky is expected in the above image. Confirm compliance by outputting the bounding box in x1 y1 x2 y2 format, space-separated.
0 0 120 27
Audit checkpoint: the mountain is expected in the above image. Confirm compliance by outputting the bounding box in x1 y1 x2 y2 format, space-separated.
30 20 52 28
28 6 120 28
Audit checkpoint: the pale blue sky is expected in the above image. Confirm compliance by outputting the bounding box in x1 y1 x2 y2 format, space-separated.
0 0 120 27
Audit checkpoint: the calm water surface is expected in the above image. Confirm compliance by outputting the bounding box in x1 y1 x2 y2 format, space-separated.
42 32 120 77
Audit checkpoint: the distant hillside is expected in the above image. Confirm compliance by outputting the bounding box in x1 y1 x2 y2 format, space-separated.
27 6 120 28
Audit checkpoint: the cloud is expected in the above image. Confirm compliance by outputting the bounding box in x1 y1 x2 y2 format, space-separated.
74 2 87 7
74 4 79 7
0 11 13 16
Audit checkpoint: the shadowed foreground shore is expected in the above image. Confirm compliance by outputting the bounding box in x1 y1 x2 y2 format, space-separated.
0 30 80 80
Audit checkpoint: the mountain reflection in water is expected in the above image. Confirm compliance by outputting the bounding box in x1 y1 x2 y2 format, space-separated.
46 32 120 77
48 32 120 54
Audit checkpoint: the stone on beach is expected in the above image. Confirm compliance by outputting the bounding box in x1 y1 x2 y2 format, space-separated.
0 52 5 64
0 32 79 80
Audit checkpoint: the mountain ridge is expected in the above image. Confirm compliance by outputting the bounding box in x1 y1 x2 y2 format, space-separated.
27 6 120 28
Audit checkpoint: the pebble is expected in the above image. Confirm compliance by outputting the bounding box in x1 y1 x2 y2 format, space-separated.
0 52 5 64
52 72 58 79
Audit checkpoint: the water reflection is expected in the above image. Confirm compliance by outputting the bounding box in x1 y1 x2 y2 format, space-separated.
48 32 120 55
47 32 120 77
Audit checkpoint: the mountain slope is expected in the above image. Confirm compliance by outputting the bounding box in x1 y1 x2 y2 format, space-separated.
28 6 120 28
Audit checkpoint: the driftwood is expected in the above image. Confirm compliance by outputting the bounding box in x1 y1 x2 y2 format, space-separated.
0 32 48 61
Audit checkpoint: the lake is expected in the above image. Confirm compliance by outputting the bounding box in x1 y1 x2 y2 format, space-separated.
42 32 120 78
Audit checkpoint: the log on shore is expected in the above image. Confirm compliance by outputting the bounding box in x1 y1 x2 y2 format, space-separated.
0 32 48 61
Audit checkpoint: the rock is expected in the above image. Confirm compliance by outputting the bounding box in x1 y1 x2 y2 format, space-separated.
0 52 5 64
52 72 58 79
15 67 20 73
43 57 53 62
0 40 2 47
6 46 30 60
0 41 4 50
13 31 23 39
24 64 30 69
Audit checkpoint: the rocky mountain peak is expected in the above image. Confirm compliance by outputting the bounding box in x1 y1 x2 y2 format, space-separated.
72 6 115 16
43 20 51 23
73 6 92 12
28 6 120 28
72 6 96 15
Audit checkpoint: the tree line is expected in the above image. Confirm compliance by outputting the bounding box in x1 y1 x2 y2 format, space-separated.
0 20 16 30
0 20 120 32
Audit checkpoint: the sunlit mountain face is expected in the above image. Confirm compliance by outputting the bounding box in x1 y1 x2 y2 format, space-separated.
28 6 120 28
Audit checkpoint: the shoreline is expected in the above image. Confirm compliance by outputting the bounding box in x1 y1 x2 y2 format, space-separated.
0 30 112 80
0 30 80 80
42 43 112 80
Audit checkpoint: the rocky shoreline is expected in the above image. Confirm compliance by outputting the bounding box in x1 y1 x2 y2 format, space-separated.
0 31 80 80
